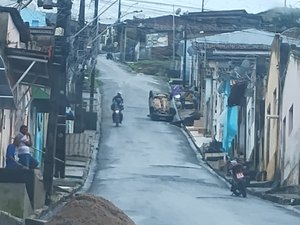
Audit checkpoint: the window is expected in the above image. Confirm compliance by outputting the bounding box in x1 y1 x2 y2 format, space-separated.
273 89 277 127
282 117 286 157
248 110 250 127
289 105 293 134
266 104 271 164
0 109 3 130
273 89 277 114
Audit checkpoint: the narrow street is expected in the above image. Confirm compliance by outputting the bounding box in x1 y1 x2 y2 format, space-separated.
84 55 299 225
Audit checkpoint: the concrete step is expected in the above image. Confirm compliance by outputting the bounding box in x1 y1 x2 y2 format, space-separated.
248 181 273 188
53 178 83 187
25 218 47 225
65 166 85 179
65 160 87 167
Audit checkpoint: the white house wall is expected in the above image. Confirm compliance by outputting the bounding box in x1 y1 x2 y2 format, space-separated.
205 79 211 102
264 41 280 180
7 13 21 48
281 53 300 185
194 54 199 89
211 64 218 137
0 109 16 167
246 95 256 161
14 85 32 134
215 92 226 142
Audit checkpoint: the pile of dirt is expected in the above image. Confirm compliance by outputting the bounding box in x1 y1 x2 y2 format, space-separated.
47 194 136 225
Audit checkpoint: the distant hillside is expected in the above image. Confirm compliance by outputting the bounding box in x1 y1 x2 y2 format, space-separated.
258 7 300 32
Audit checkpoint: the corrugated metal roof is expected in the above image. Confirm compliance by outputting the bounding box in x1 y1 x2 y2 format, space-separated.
195 29 275 45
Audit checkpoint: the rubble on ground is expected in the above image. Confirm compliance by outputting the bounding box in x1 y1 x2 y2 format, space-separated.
47 194 136 225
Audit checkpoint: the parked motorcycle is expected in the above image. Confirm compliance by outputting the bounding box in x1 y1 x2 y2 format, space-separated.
228 161 247 197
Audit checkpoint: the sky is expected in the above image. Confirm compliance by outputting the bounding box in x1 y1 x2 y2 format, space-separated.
1 0 300 24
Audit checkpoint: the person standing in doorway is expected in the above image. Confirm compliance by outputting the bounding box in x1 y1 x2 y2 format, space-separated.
14 125 38 169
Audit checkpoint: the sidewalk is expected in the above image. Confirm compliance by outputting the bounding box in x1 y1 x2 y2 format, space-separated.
177 108 300 214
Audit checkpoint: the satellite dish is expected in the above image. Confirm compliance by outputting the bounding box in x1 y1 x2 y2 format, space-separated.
241 59 251 69
175 8 181 15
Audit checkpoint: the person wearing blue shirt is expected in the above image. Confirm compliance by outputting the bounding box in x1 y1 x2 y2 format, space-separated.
5 142 25 169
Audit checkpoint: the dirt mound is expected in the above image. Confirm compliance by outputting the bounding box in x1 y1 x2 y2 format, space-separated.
47 194 136 225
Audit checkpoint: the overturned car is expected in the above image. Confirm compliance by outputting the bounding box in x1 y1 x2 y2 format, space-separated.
148 90 176 122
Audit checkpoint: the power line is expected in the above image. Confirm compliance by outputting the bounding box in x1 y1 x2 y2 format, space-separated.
124 0 202 11
73 0 118 38
121 4 174 14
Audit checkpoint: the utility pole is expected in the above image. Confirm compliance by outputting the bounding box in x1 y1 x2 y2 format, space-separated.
182 25 187 87
117 0 122 55
118 0 121 23
284 0 287 7
44 0 72 204
90 0 99 112
202 0 205 12
172 5 175 61
54 0 71 180
79 0 85 29
74 0 85 133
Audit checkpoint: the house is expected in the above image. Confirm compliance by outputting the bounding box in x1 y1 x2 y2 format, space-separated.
278 31 300 185
263 35 282 181
281 46 300 185
0 6 31 166
0 6 49 217
263 30 300 185
0 5 54 173
192 29 274 174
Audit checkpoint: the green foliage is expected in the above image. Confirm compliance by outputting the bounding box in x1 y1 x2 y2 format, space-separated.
95 69 103 87
259 7 300 32
83 68 102 90
128 60 171 76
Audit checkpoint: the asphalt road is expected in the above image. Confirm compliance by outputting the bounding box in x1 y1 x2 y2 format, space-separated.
84 55 300 225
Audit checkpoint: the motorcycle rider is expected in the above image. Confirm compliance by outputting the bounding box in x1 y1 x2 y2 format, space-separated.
111 92 124 123
112 92 123 105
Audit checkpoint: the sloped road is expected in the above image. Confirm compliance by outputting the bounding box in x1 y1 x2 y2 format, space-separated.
84 55 299 225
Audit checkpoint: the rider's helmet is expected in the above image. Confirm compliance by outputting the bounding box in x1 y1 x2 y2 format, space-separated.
117 91 122 97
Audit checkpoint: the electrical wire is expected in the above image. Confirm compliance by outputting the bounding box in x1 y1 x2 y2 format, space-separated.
123 0 203 11
72 0 118 38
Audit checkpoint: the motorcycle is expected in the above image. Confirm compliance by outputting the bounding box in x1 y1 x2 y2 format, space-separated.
111 103 123 127
228 161 247 197
112 108 121 126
